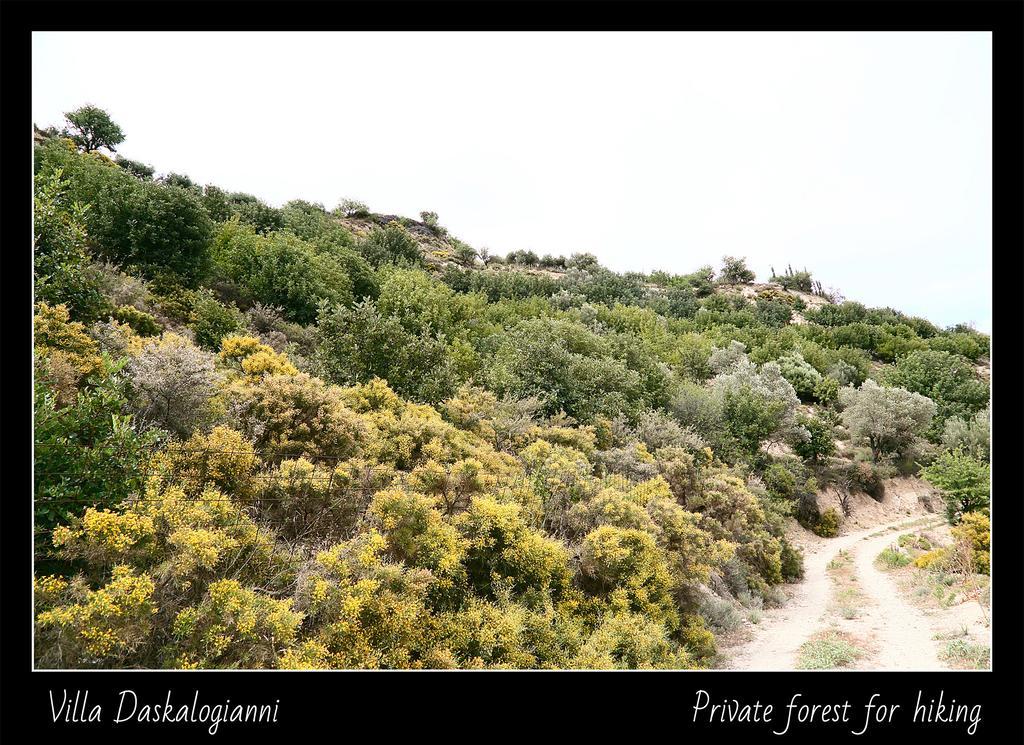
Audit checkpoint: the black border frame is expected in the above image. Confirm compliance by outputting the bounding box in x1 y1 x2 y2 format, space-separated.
2 2 1021 742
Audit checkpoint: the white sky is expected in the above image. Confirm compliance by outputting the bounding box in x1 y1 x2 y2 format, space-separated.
32 31 991 332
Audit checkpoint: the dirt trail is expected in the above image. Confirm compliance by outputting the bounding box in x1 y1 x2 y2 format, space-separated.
723 515 946 670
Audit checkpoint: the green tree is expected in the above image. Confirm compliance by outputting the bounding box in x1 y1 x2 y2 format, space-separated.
211 220 354 324
921 450 990 523
280 199 354 250
941 407 990 460
36 143 214 284
664 285 700 319
419 210 442 232
357 222 422 267
190 291 244 350
886 350 989 435
64 105 125 153
114 155 155 180
98 180 214 283
315 300 463 404
203 186 284 234
755 298 793 328
776 352 822 402
376 267 482 340
336 198 370 218
719 385 786 456
710 356 801 456
34 361 162 545
33 168 108 321
567 252 600 271
160 172 199 191
792 415 836 463
718 256 755 284
484 317 656 422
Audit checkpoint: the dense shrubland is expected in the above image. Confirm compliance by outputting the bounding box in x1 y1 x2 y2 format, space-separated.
32 109 991 669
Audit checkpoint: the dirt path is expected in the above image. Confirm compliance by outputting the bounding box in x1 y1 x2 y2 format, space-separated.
846 523 945 669
723 515 945 670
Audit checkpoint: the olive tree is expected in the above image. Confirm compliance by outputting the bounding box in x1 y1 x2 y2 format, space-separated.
941 406 990 460
710 353 802 455
839 380 935 462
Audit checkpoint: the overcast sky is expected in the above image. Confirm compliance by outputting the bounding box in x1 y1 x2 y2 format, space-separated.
33 31 991 332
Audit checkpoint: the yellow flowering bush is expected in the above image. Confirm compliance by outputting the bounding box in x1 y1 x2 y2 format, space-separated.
567 488 656 536
159 425 260 498
951 511 990 575
169 579 303 669
687 469 768 542
914 512 991 575
36 566 156 667
434 596 571 669
256 456 387 540
142 481 284 586
579 526 678 631
344 378 517 476
219 333 299 379
218 333 269 367
571 612 690 670
53 477 284 590
369 488 465 578
241 348 298 379
645 496 734 588
457 496 573 602
166 527 241 578
339 376 406 414
525 422 598 456
408 457 490 514
440 383 500 440
52 508 156 565
328 456 397 496
226 372 366 460
913 548 949 570
278 639 331 670
33 574 70 609
520 440 598 534
293 532 439 669
34 302 105 380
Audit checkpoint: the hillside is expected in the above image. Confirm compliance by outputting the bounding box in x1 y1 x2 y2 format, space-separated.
32 113 991 670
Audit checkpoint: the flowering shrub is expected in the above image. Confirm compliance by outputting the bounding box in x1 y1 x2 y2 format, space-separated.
35 566 157 668
34 302 105 384
227 372 365 460
169 580 303 668
111 304 161 336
